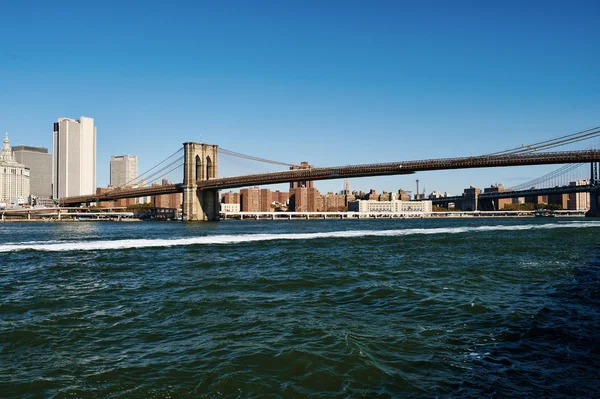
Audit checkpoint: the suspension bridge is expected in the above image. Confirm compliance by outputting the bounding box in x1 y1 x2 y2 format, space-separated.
58 126 600 220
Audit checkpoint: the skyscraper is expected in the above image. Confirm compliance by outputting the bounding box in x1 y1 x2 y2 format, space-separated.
53 116 96 198
13 145 52 198
110 155 138 187
0 133 30 204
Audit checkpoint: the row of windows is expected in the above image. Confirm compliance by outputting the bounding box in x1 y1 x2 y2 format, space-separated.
2 168 26 175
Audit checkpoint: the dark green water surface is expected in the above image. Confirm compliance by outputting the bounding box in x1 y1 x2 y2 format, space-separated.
1 218 599 398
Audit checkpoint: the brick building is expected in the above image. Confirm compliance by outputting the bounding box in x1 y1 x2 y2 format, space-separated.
151 180 182 209
323 192 346 211
271 190 289 204
240 187 260 212
260 188 272 212
482 184 512 211
221 191 240 204
95 187 115 208
289 187 308 211
290 161 314 189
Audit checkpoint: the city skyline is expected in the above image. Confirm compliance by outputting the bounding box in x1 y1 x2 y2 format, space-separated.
0 126 597 201
1 1 599 194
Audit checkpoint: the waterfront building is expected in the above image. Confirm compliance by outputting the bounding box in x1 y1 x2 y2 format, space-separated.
365 189 378 200
289 186 322 211
429 191 447 199
547 193 568 209
568 180 590 210
483 184 512 210
307 187 320 212
348 199 433 213
288 187 307 211
33 197 55 207
224 188 283 211
271 190 289 204
221 203 240 212
53 116 96 198
12 145 52 198
222 191 240 204
462 186 480 211
0 133 30 204
260 188 272 212
323 192 346 211
397 189 411 201
240 187 260 212
110 155 138 187
95 187 116 208
151 179 182 209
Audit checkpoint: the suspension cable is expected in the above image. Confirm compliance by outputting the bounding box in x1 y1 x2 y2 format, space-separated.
510 163 585 190
218 147 295 167
116 147 183 188
486 125 600 156
137 156 184 185
145 162 184 185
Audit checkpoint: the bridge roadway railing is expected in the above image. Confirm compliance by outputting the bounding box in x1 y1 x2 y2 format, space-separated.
198 150 600 190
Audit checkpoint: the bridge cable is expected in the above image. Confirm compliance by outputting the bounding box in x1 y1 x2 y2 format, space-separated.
500 131 600 155
145 162 184 185
136 156 184 185
116 147 183 189
509 163 585 190
485 125 600 156
218 147 295 167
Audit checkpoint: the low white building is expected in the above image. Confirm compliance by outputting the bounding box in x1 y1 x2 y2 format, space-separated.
221 203 240 213
348 199 432 213
0 133 30 204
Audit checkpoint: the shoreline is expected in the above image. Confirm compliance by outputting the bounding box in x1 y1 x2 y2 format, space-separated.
0 215 588 223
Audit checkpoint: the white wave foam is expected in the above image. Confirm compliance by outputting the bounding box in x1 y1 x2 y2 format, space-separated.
0 222 597 253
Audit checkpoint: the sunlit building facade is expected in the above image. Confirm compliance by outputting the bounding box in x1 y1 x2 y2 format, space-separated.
53 116 97 198
348 199 433 213
0 133 30 204
110 154 138 187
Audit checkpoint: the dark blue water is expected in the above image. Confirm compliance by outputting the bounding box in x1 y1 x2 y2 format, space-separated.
1 218 599 398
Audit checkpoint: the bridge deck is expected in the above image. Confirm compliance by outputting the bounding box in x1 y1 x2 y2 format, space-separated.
60 149 600 205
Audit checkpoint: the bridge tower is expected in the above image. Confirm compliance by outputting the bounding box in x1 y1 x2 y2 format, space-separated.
588 162 600 217
183 142 220 221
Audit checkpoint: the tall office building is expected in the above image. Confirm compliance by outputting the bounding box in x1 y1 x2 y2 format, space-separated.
13 145 52 198
53 116 97 198
110 155 138 187
0 133 30 204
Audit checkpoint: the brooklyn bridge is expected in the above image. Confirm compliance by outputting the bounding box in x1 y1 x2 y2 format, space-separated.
59 126 600 220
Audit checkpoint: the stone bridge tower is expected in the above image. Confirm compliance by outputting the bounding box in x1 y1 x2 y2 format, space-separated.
183 142 219 221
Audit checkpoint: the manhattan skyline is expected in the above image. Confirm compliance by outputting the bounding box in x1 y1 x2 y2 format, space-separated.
1 1 599 195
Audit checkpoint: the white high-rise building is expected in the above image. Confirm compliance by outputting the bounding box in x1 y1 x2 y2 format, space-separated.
0 133 30 204
110 155 138 187
53 116 96 198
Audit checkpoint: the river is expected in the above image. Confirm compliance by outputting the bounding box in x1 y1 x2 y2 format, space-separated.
1 218 599 398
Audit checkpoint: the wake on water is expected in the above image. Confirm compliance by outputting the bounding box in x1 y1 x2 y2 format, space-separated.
0 222 599 253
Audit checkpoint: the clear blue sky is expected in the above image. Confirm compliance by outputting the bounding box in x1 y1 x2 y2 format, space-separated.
1 0 599 195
